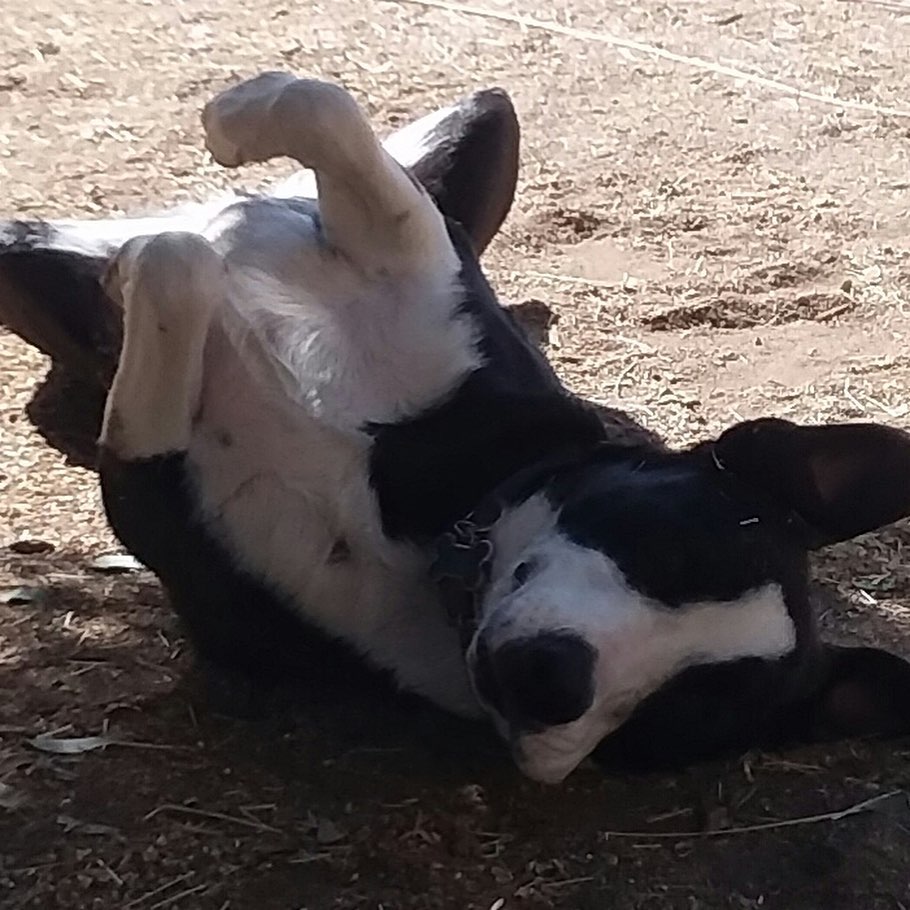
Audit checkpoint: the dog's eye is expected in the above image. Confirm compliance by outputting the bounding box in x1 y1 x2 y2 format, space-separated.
511 560 534 590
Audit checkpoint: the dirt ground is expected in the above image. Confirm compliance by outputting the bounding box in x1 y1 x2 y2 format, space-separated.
3 0 910 907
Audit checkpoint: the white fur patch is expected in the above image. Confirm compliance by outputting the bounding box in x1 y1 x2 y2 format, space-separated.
472 530 797 783
381 102 457 168
186 314 480 716
487 493 560 574
201 75 455 277
218 250 478 431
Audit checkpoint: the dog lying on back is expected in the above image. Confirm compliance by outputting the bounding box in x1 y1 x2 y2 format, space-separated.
2 73 910 784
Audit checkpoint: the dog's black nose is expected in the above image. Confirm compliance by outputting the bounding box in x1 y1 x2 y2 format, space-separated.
473 632 596 729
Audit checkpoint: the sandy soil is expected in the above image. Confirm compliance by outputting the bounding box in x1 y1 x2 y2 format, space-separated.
2 0 910 907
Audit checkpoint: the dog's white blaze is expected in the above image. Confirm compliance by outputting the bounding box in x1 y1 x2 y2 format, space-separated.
488 493 559 570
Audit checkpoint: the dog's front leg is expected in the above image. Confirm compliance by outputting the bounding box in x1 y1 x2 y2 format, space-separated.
201 72 455 280
99 232 223 461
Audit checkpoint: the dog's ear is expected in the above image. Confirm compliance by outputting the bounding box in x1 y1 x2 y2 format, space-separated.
385 88 520 255
779 644 910 741
590 644 910 775
0 226 120 384
0 226 122 466
711 417 910 548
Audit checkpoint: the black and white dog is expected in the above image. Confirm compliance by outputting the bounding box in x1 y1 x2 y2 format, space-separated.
3 73 910 784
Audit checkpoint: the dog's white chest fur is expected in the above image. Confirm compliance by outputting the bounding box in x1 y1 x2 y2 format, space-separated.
178 207 483 717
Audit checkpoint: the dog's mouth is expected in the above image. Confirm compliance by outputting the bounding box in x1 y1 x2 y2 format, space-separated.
509 722 608 784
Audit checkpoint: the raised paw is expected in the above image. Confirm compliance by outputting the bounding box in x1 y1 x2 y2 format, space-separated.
202 72 452 273
201 72 372 173
101 232 226 460
103 231 224 328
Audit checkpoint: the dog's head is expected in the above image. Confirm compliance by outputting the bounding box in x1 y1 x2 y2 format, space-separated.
467 418 910 783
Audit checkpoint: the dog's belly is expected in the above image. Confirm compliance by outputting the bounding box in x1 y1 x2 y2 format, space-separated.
184 329 479 716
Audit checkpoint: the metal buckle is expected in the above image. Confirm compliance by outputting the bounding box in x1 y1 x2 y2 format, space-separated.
430 518 496 649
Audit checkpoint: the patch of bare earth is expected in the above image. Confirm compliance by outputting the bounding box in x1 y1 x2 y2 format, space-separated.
2 0 910 907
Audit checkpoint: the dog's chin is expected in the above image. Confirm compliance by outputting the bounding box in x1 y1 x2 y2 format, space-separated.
515 752 580 784
511 730 598 785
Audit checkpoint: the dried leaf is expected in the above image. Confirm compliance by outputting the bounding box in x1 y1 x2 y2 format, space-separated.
0 782 26 810
89 553 144 574
8 539 55 555
56 814 122 837
316 818 346 844
0 586 47 605
29 733 113 755
0 73 26 91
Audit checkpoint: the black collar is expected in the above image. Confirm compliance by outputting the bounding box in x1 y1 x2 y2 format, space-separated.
428 444 613 651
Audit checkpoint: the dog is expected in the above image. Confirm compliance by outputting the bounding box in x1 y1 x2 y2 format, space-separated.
2 73 910 784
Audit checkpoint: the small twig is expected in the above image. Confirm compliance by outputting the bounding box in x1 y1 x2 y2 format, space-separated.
815 300 854 322
148 884 208 910
614 334 655 353
760 758 825 773
144 803 282 834
508 267 621 289
107 739 195 752
861 393 904 418
843 379 867 413
4 861 64 875
96 858 123 887
601 790 905 839
840 0 910 12
545 875 596 888
394 0 910 119
288 852 334 865
123 872 194 909
175 822 229 837
614 361 639 398
646 806 694 824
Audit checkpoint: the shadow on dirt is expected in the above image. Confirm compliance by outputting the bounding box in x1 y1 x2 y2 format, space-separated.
2 546 910 908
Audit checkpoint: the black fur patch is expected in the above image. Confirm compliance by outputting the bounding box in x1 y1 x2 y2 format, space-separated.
473 631 596 730
552 449 808 608
368 221 606 543
0 222 121 382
